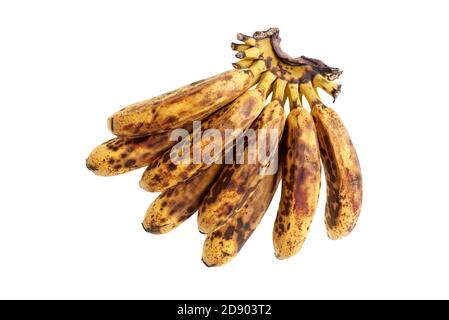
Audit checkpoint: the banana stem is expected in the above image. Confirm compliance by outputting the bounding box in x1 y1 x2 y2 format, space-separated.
231 43 250 51
236 33 256 46
236 47 260 60
272 78 287 103
286 83 302 109
300 82 322 107
256 71 276 99
232 59 254 69
248 60 268 86
312 74 341 102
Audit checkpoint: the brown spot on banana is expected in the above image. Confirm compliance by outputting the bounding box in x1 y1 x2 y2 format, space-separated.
139 89 266 192
198 100 285 234
202 166 281 267
273 108 321 259
311 104 362 240
107 69 254 137
142 164 223 234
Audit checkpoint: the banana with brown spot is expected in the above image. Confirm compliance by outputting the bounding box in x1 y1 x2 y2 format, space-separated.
273 107 321 259
202 168 281 267
88 94 234 177
139 88 265 192
198 99 285 234
142 164 222 234
86 124 192 176
301 81 362 240
108 69 255 137
139 71 273 192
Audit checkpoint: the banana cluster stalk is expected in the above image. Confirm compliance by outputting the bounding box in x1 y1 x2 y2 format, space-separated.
86 28 362 267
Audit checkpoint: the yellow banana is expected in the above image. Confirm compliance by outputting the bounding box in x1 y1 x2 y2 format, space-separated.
273 107 321 259
312 104 362 239
301 81 362 240
139 88 265 192
86 126 191 176
108 69 253 137
142 164 222 234
139 70 273 192
198 99 285 234
88 76 241 177
202 169 281 267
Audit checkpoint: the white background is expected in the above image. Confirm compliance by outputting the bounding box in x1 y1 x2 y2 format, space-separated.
0 0 448 299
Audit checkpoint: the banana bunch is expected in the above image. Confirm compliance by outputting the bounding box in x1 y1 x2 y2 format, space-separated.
86 28 362 267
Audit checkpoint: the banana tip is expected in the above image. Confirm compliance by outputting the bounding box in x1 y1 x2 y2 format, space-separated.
232 62 241 69
141 222 149 233
141 222 164 234
85 159 98 172
274 250 293 260
107 117 114 133
201 258 216 268
332 84 342 102
327 231 347 240
139 179 150 191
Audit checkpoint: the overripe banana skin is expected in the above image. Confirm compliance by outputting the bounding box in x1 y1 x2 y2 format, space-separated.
142 164 222 234
198 100 285 234
202 169 281 267
107 69 253 137
86 126 191 176
311 104 362 240
273 108 321 259
139 89 266 192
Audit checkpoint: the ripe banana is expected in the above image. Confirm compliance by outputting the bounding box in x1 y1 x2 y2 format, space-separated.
142 164 222 234
86 126 191 176
273 107 321 259
140 67 271 192
202 169 281 267
198 98 285 234
301 82 362 240
108 69 253 137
